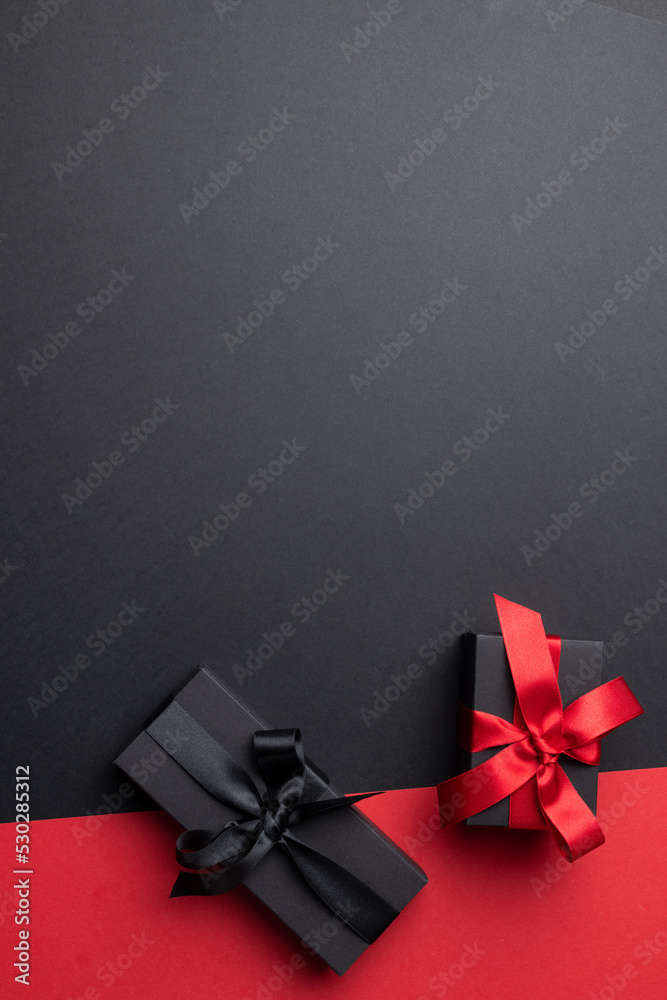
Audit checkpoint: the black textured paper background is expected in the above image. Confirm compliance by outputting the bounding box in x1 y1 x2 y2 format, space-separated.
1 0 666 823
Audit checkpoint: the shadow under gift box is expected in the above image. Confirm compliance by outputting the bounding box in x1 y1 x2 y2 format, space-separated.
114 666 427 976
460 632 602 827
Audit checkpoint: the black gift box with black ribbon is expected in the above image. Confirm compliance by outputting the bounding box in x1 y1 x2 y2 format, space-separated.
115 666 427 975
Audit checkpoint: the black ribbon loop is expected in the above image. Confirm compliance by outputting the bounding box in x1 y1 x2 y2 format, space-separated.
147 702 399 944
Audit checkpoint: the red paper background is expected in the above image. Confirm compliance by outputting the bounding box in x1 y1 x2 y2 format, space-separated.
2 768 666 999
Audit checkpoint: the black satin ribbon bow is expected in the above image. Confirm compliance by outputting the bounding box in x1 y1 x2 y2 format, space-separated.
147 701 399 943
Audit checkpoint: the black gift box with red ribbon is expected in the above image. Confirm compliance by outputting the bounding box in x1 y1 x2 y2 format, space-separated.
458 631 602 828
437 596 643 862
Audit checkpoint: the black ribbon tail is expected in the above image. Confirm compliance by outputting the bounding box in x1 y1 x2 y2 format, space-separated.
290 791 381 824
174 822 257 870
170 871 238 897
170 829 276 897
282 833 399 944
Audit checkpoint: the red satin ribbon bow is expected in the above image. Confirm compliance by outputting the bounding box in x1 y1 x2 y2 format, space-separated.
437 595 644 861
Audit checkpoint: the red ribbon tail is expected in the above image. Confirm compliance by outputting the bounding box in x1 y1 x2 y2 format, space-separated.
562 676 644 754
437 741 538 827
537 764 605 862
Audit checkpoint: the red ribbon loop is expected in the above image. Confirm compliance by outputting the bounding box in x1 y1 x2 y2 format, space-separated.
437 595 644 861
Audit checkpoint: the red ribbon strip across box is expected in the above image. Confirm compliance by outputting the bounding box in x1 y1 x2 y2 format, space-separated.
437 595 644 861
